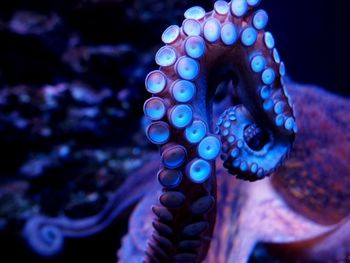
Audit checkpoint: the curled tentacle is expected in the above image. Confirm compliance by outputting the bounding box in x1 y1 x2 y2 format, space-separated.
23 217 64 257
143 0 296 261
22 159 155 257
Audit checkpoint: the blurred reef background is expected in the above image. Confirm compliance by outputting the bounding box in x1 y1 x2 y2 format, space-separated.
0 0 349 262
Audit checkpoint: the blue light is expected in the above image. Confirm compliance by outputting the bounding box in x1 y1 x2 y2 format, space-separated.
198 136 221 160
214 1 229 15
247 0 260 6
185 36 206 59
264 32 275 49
171 80 196 103
184 6 206 20
182 19 201 36
253 10 268 30
221 22 237 45
241 27 257 46
203 18 221 43
260 86 271 99
143 97 166 120
231 0 248 17
273 48 281 63
228 135 236 143
240 161 248 171
216 117 223 126
170 104 193 128
187 158 212 183
274 101 285 114
229 115 236 121
263 99 273 111
185 120 207 143
162 25 180 44
155 46 177 67
250 55 266 73
176 57 200 80
279 62 286 76
146 121 170 144
145 70 166 94
262 68 275 85
284 117 295 131
231 148 240 158
251 163 258 173
293 122 298 133
275 114 284 126
233 159 240 167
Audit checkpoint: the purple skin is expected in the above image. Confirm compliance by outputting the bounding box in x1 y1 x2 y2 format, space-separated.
22 83 350 262
21 1 349 262
118 83 350 263
141 1 295 262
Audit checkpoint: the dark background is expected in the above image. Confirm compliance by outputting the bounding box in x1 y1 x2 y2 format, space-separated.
0 0 349 95
0 0 348 262
262 0 350 96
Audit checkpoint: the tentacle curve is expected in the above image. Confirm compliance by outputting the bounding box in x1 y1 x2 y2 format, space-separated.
143 0 296 261
22 160 155 257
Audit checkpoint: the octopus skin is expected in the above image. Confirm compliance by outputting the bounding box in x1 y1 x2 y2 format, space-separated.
118 83 350 263
141 0 296 262
20 1 350 262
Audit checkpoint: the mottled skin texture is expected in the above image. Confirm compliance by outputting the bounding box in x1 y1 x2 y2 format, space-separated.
118 83 350 263
273 85 350 226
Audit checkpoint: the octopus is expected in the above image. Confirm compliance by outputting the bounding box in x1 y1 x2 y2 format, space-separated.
117 82 350 263
119 0 350 262
22 1 350 262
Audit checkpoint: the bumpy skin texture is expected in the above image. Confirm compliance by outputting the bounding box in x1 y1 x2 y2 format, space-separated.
142 0 296 262
118 83 350 263
272 85 350 226
207 84 350 263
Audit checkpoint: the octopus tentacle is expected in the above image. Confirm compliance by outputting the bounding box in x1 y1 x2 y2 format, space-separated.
143 0 296 261
22 159 156 257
